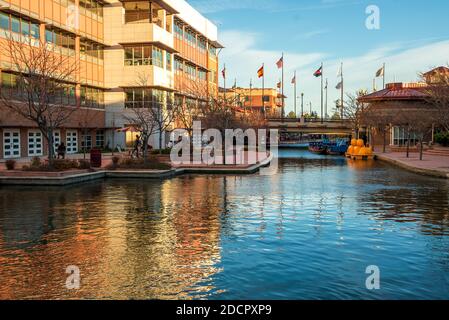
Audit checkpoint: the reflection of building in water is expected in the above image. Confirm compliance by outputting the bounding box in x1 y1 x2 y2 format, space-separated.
0 179 224 299
0 184 111 299
92 178 224 299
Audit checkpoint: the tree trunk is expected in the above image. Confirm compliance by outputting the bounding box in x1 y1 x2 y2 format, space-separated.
370 127 375 152
83 130 87 160
143 135 149 165
159 129 163 154
419 139 424 161
47 128 54 169
406 128 410 158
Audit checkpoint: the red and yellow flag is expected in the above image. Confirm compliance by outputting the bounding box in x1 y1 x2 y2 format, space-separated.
257 65 264 78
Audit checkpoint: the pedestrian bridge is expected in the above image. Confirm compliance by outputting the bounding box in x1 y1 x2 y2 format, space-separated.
268 118 353 135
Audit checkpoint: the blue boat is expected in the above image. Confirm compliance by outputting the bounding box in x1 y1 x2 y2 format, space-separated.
326 139 350 155
308 139 349 156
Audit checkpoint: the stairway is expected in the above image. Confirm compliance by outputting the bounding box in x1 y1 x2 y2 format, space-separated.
424 147 449 157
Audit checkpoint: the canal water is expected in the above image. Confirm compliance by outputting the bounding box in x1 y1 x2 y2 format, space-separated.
1 149 449 299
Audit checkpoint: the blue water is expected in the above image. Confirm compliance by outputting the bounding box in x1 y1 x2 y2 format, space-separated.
1 149 449 299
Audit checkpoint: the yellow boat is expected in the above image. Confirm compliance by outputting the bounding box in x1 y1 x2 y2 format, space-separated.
345 139 375 160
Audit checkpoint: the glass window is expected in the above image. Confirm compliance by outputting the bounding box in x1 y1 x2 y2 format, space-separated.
124 47 133 66
152 47 163 68
143 46 151 65
11 16 20 33
133 47 143 66
30 23 39 39
21 20 30 37
0 12 9 30
96 130 105 148
166 52 172 70
45 29 53 43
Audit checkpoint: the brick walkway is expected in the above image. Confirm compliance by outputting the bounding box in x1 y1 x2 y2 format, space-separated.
376 151 449 178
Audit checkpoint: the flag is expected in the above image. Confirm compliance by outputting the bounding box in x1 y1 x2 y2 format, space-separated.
313 66 322 77
291 75 296 84
232 79 237 89
222 66 226 79
376 65 384 77
324 79 328 89
276 56 283 69
335 81 343 90
277 81 281 89
257 65 264 78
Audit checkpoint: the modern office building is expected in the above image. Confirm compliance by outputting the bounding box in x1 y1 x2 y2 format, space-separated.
0 0 221 160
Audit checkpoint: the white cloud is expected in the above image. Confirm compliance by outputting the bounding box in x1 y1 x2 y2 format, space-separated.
219 29 449 116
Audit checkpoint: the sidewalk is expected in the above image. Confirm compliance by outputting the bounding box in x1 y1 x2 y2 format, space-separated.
0 152 120 170
376 151 449 179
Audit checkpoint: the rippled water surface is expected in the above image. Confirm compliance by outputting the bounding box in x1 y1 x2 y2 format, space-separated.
1 150 449 299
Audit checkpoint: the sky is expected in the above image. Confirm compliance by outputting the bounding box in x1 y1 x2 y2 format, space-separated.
188 0 449 116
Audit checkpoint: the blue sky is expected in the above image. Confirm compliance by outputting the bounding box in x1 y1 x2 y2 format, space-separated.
189 0 449 115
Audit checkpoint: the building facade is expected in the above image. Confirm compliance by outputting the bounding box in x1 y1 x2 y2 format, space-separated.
358 67 449 149
222 87 284 117
0 0 220 160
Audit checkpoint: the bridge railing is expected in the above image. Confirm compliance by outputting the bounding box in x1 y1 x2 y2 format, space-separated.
268 118 349 123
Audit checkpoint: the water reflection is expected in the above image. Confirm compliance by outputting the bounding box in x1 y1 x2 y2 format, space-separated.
1 150 449 299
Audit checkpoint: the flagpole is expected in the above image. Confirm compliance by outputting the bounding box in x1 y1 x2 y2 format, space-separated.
301 93 304 118
320 62 324 124
383 63 386 89
325 78 328 120
234 78 237 108
262 63 265 116
249 78 252 115
294 71 297 118
281 53 285 119
223 63 226 100
340 62 344 119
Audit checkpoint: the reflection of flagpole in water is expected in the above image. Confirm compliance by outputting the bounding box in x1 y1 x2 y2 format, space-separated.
276 185 285 239
336 194 344 227
223 176 228 215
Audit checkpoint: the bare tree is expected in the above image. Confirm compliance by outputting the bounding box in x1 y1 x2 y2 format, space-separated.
421 67 449 132
0 36 78 167
362 102 397 153
151 94 178 153
405 108 434 160
123 105 157 165
344 89 368 138
123 73 184 162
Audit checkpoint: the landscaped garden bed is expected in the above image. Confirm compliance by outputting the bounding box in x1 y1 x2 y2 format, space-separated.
106 156 172 171
1 157 94 176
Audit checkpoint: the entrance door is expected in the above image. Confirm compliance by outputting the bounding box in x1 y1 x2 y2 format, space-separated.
66 130 78 154
3 130 21 159
28 130 43 157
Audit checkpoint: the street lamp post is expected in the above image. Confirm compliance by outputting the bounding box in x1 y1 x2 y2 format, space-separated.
301 93 304 117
